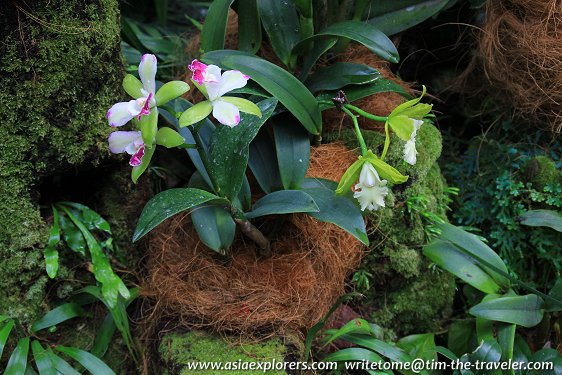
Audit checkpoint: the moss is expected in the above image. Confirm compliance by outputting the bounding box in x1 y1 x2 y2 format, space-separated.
0 0 122 322
159 331 288 375
521 156 561 191
328 123 455 335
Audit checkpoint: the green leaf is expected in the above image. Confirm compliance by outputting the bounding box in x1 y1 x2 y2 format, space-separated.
46 348 80 375
122 74 143 99
140 108 158 148
133 188 226 241
31 303 87 332
191 204 236 254
519 209 562 232
178 101 213 127
248 129 283 194
45 205 61 278
237 0 261 54
323 318 373 347
469 294 544 328
497 323 516 367
305 63 381 93
55 346 115 375
31 341 56 375
245 190 319 219
200 0 235 53
273 118 310 189
298 37 338 80
546 278 562 312
155 127 185 148
208 98 277 200
220 96 262 117
301 178 369 245
293 20 399 64
423 240 502 294
397 333 436 362
0 320 15 360
155 81 190 106
131 143 155 183
476 294 500 342
4 337 30 375
341 333 416 367
201 50 322 135
91 313 116 359
61 202 111 233
447 320 476 357
470 339 502 367
59 214 86 256
322 347 384 364
257 0 300 67
529 348 562 375
368 0 449 36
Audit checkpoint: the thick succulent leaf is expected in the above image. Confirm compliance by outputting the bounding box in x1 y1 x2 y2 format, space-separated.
191 204 236 254
245 190 319 219
273 118 310 189
237 0 262 54
305 63 381 93
248 129 283 194
258 0 300 67
469 294 544 328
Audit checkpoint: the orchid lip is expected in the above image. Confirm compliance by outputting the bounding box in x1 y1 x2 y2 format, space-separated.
136 92 153 120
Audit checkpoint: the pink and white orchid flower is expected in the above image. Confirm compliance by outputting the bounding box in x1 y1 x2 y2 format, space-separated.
108 131 145 167
187 59 253 127
106 54 158 127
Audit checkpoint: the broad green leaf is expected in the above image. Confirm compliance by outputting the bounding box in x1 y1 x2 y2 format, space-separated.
436 222 510 288
155 81 190 106
200 0 235 53
201 50 322 134
469 294 544 328
0 320 15 359
248 129 283 194
131 143 155 183
4 337 30 375
305 63 381 93
434 346 458 361
31 303 87 332
59 214 86 256
476 294 500 342
191 204 236 254
178 101 213 127
208 98 277 200
155 127 185 148
301 178 369 245
140 108 158 148
497 323 516 366
447 320 476 357
513 335 532 372
470 339 502 365
397 333 436 362
293 20 399 64
245 190 319 219
519 209 562 232
322 347 384 364
31 341 56 375
122 74 143 99
55 346 115 375
220 96 262 117
273 118 310 189
133 188 226 241
528 348 562 375
45 205 61 278
237 0 261 54
323 318 373 347
423 240 501 294
368 0 449 36
258 0 300 67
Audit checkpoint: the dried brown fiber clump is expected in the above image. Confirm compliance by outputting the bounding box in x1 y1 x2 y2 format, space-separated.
142 143 364 335
467 0 562 134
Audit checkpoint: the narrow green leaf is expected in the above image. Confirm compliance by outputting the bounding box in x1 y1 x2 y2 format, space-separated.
122 74 143 99
60 202 111 234
191 204 236 254
546 278 562 312
31 341 56 375
323 318 373 347
237 0 261 54
155 81 190 106
322 347 384 364
200 0 235 53
469 294 544 328
46 348 81 375
55 346 115 375
45 205 61 278
245 190 319 219
178 101 213 127
208 98 277 200
201 50 322 134
497 323 516 369
59 214 86 256
4 337 30 375
519 209 562 232
31 303 86 332
273 118 310 189
133 188 226 241
248 129 283 194
0 320 15 359
155 127 185 148
258 0 300 67
91 313 116 359
305 63 381 93
397 333 436 362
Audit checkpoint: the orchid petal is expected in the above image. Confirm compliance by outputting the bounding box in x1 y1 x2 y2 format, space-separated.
138 54 157 94
212 100 241 127
212 70 250 100
108 131 142 154
129 145 145 167
107 101 141 127
220 97 262 117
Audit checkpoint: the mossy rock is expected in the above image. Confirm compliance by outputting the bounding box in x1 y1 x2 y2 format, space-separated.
329 123 456 335
159 331 294 375
0 0 122 322
521 155 561 191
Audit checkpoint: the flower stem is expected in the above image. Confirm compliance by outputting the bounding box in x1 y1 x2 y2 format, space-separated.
381 121 390 161
344 104 388 122
341 106 368 156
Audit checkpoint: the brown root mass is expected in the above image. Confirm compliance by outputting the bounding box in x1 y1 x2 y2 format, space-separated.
467 0 562 134
142 144 364 334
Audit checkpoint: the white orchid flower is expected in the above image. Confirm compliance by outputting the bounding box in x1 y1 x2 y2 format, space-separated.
106 54 158 127
108 131 145 167
353 162 389 211
403 119 424 165
179 60 261 128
